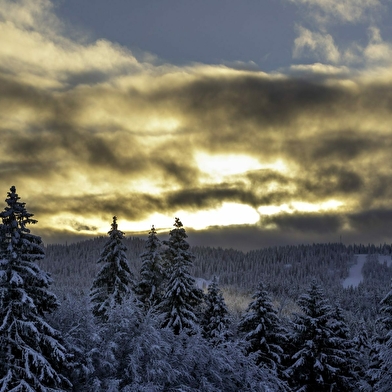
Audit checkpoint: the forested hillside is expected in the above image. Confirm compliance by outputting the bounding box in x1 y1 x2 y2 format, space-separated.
40 237 355 290
40 238 392 320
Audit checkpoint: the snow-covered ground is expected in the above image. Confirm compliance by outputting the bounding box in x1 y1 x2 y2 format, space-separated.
343 254 392 288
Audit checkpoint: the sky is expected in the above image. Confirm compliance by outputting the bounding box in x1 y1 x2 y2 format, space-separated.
1 0 392 250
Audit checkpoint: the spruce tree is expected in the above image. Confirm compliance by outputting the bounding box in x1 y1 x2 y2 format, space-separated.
372 281 392 391
0 186 71 391
327 304 359 390
286 280 357 392
201 276 231 345
90 216 134 323
136 225 164 310
159 217 203 335
238 281 287 372
353 319 373 391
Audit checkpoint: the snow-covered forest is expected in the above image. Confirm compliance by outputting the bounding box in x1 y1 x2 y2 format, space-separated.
1 186 392 391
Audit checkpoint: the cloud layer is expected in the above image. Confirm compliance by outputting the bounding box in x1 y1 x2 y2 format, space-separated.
1 0 392 249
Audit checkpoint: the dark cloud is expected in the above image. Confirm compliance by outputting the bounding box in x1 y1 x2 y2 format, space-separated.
245 169 291 187
348 209 392 236
154 155 200 187
149 76 352 150
68 221 98 232
264 212 344 234
65 70 111 87
0 76 53 110
301 165 364 197
29 192 164 222
309 131 382 162
165 185 259 210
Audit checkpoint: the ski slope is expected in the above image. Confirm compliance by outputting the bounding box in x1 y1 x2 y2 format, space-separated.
343 254 392 288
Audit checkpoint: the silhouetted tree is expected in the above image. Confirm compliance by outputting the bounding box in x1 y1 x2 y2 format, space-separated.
201 276 231 345
238 281 287 373
136 225 164 310
286 280 357 391
90 216 134 323
0 186 71 391
159 218 203 335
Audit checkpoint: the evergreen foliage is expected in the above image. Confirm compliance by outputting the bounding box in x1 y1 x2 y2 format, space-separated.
327 304 359 389
355 319 376 391
135 225 164 310
86 301 287 392
363 334 383 391
90 216 134 323
159 217 203 335
238 281 287 372
371 281 392 391
0 186 71 391
87 296 142 391
286 280 357 391
201 275 231 345
47 292 95 391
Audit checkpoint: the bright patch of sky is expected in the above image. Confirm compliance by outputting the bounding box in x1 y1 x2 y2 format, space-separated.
196 153 288 182
119 202 260 232
258 200 344 216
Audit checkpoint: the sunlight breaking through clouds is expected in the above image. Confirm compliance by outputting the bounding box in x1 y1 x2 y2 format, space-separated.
1 0 392 248
196 153 289 183
119 202 260 232
258 200 344 216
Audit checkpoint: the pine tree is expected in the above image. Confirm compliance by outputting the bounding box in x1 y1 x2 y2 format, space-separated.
87 296 143 391
0 186 71 391
159 217 203 335
135 225 164 310
90 216 134 323
238 281 287 372
327 304 359 390
353 319 373 392
201 276 231 345
372 281 392 391
286 280 357 392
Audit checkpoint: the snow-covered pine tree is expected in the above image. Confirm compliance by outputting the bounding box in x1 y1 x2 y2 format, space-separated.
135 225 164 310
238 281 287 373
0 186 71 391
363 333 383 391
87 296 143 391
90 216 135 323
159 217 203 335
372 281 392 391
201 275 231 345
286 280 357 392
352 318 373 391
327 304 359 390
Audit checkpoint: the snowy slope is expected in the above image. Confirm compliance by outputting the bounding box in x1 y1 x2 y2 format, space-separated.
343 254 392 288
342 254 367 288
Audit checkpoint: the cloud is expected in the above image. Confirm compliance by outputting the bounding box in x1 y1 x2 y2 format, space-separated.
292 27 390 68
1 0 392 249
288 63 351 78
264 212 343 234
362 27 392 64
293 26 341 63
288 0 384 25
288 0 392 67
